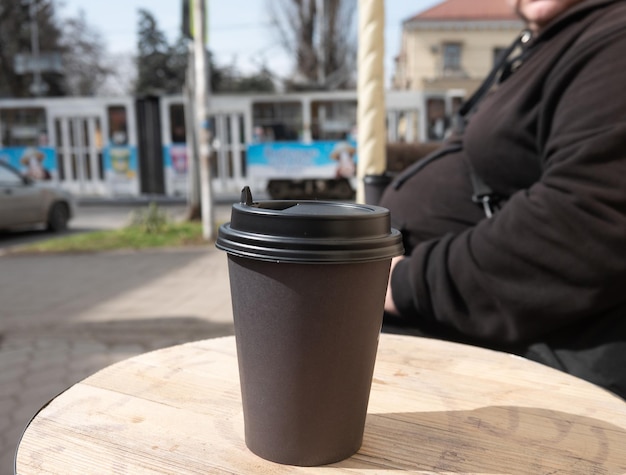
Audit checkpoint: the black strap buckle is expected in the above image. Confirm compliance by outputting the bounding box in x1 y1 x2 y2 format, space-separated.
472 194 502 219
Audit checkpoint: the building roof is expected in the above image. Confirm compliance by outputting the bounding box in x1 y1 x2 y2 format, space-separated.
406 0 519 22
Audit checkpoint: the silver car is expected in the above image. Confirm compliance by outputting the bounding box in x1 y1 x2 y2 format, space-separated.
0 160 75 232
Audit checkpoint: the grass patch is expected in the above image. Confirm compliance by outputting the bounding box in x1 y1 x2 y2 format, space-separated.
11 221 210 254
8 203 220 254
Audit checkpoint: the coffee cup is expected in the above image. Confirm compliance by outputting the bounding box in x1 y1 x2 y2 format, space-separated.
216 186 403 466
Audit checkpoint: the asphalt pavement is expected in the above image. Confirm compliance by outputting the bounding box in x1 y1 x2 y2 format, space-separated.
0 202 236 474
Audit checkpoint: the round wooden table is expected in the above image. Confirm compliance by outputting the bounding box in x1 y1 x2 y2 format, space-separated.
15 334 626 474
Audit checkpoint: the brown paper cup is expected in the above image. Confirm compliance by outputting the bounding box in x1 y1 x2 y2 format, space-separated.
217 187 403 465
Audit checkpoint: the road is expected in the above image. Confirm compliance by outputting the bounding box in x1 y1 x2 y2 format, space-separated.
0 199 237 473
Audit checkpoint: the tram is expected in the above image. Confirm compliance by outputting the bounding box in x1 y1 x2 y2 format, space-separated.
0 89 464 200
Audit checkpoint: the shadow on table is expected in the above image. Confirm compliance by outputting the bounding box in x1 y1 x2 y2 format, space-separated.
336 406 626 473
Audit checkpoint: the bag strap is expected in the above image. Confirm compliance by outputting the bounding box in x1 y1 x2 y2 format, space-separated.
394 30 535 213
468 163 505 218
457 29 533 217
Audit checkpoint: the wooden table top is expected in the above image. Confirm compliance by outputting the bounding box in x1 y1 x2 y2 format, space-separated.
15 334 626 474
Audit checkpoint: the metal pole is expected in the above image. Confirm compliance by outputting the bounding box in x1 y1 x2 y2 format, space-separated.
29 0 46 96
316 0 325 86
192 0 214 240
356 0 386 203
184 42 201 220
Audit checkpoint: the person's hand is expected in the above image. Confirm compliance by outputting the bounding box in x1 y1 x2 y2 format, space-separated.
384 256 405 315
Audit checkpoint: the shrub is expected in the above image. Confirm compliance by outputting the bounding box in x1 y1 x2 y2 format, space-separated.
130 202 170 234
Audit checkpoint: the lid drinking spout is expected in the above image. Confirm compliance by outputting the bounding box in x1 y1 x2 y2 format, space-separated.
241 186 254 206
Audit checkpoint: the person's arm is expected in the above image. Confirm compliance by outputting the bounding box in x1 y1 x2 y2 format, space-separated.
384 256 404 315
390 24 626 344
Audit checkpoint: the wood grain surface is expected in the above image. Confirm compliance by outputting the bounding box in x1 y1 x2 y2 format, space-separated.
15 334 626 474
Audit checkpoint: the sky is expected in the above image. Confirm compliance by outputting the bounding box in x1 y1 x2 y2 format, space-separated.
57 0 441 87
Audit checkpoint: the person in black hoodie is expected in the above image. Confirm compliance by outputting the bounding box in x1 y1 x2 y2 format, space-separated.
381 0 626 400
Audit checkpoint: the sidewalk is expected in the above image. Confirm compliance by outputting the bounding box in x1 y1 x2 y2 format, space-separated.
0 247 234 474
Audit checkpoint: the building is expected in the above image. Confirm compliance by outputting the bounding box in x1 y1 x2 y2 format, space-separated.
392 0 523 140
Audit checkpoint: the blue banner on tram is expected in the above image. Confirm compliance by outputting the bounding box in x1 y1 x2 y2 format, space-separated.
246 140 358 180
0 146 57 181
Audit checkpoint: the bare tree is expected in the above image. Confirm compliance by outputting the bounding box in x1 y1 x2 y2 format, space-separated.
267 0 357 90
97 53 136 96
0 0 64 97
135 9 179 95
59 10 111 96
0 0 113 97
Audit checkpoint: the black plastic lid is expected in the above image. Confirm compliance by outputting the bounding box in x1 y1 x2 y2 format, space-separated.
216 187 404 263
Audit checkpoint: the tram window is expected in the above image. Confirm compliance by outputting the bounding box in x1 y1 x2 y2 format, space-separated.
451 96 464 117
395 110 419 143
252 101 301 142
311 100 357 141
426 98 447 141
95 118 104 179
107 106 128 145
225 116 232 144
209 149 218 177
54 118 66 180
83 120 90 147
169 104 186 143
0 107 47 147
82 120 92 179
94 120 104 149
238 115 245 144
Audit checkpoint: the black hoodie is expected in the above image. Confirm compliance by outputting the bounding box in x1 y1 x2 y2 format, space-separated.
381 0 626 399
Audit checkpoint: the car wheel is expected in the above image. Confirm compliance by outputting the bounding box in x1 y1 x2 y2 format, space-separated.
47 202 69 232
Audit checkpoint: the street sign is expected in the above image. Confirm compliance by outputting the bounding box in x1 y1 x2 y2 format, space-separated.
14 53 63 75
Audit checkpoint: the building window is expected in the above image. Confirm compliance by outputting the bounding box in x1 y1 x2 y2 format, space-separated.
442 43 462 73
426 98 447 141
